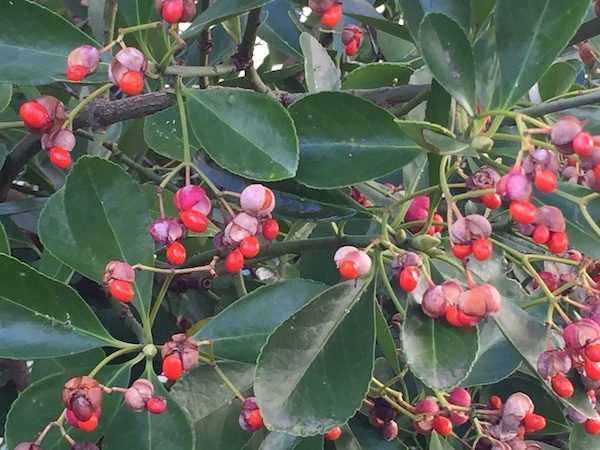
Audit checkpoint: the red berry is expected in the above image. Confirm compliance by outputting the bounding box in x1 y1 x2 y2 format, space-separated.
585 418 600 435
432 416 453 436
534 169 557 193
445 305 479 327
481 193 502 210
166 241 186 265
587 343 600 362
262 218 279 240
162 353 184 380
19 101 49 130
531 224 550 244
66 409 80 428
78 414 98 432
547 231 568 254
109 280 135 302
239 235 260 259
594 163 600 180
161 0 184 23
321 4 342 27
550 373 574 398
399 266 419 292
345 39 359 56
596 0 600 17
533 271 558 292
451 244 472 259
119 71 144 96
432 213 444 233
567 157 578 167
585 358 600 381
66 64 86 81
523 413 546 432
339 258 359 279
49 147 71 169
324 426 342 441
180 210 209 233
247 409 264 429
488 395 502 410
146 396 167 414
225 249 244 273
509 201 537 224
472 238 492 261
573 132 594 156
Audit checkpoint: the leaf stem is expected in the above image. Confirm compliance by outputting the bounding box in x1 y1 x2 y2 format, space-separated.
88 346 142 378
175 77 191 184
64 83 113 128
149 273 174 327
377 251 406 316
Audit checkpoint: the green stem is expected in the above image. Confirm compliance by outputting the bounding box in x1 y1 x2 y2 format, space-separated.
482 109 549 129
119 22 163 36
450 187 496 203
159 162 185 188
233 270 248 297
392 86 431 117
64 83 113 128
0 121 24 130
580 203 600 238
493 133 555 151
175 77 191 184
88 346 142 377
377 251 406 316
149 274 174 327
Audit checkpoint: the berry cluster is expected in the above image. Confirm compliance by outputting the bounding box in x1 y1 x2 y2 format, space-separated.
341 24 363 56
334 245 372 279
310 0 342 27
66 45 100 82
108 47 148 96
393 252 422 293
102 261 136 302
450 213 493 261
161 334 199 381
155 0 196 24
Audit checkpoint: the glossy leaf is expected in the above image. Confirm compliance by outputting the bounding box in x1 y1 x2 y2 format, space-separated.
343 0 412 43
170 362 256 450
494 0 589 109
375 302 401 375
259 432 302 449
570 423 600 449
473 26 499 110
419 13 476 116
0 219 8 254
30 348 105 383
538 62 577 101
144 105 201 160
62 157 154 318
0 254 118 359
402 306 478 390
0 143 6 171
185 88 299 181
255 278 376 435
290 92 421 189
196 279 327 363
103 365 195 449
6 364 131 450
0 0 105 85
471 0 494 37
299 33 340 93
342 63 412 89
183 0 274 39
0 83 11 113
260 1 303 61
396 120 476 155
398 0 471 41
430 432 454 450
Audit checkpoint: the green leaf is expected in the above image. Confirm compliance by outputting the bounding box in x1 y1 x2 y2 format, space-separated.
30 348 105 383
39 250 74 282
0 83 11 113
103 364 195 449
470 0 494 36
185 88 299 182
196 279 327 363
6 364 131 450
255 278 376 436
397 0 471 41
419 13 476 116
536 183 600 261
183 0 275 39
430 432 454 450
570 423 600 449
290 92 421 189
402 306 479 390
494 0 589 109
342 63 412 89
0 254 118 359
170 362 256 450
375 303 401 375
144 105 201 160
473 26 499 110
343 0 412 43
0 0 105 85
538 62 577 101
259 432 302 449
299 33 341 94
63 157 154 319
0 219 8 254
259 1 303 61
0 143 6 171
396 120 477 156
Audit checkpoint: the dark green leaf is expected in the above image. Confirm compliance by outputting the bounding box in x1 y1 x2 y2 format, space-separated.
144 105 201 160
473 26 499 110
402 306 479 390
196 279 327 363
0 143 6 171
103 364 195 449
570 423 600 449
0 219 8 254
0 0 106 85
63 157 154 319
30 348 105 383
337 414 409 449
0 197 47 216
343 0 413 43
170 362 256 450
290 92 421 189
425 79 452 126
403 154 430 194
342 63 412 89
259 432 302 449
39 250 74 282
419 13 476 116
470 0 494 36
255 278 376 435
299 33 341 93
185 88 299 182
375 303 401 375
0 254 118 359
396 120 477 155
398 0 471 41
0 83 11 113
259 1 303 61
6 364 131 450
183 0 274 39
538 62 577 101
430 432 454 450
494 0 589 109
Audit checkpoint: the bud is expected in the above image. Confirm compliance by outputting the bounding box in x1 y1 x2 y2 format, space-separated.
563 318 600 353
456 284 501 318
413 399 439 434
161 333 199 370
421 285 449 318
102 260 135 285
449 214 492 245
173 185 212 215
501 392 534 431
155 0 196 23
405 196 430 232
222 212 259 246
108 47 147 86
240 184 276 217
382 420 399 441
372 397 398 422
551 116 582 155
67 45 100 75
522 148 560 178
536 349 571 379
41 128 76 151
390 251 423 276
533 206 565 232
466 168 500 197
448 387 471 407
333 246 372 276
580 137 600 170
150 218 188 245
124 379 155 412
496 169 532 202
62 376 103 422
